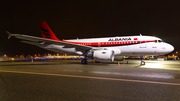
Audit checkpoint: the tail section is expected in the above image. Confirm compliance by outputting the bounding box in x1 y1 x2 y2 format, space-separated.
40 21 59 40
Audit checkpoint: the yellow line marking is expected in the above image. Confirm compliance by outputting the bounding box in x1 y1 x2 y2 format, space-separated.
0 70 180 86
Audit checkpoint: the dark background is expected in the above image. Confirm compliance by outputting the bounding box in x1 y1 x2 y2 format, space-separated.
0 0 179 56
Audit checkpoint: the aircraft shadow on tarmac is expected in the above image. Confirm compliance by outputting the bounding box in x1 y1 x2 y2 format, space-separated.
0 60 137 66
133 65 142 68
65 61 136 66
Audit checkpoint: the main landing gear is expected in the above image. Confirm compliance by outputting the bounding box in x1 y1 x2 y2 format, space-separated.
81 58 88 64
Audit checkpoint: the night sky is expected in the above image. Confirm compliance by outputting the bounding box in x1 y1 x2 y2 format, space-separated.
0 0 180 56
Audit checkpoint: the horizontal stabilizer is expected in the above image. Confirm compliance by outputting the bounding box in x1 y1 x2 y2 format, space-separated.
6 31 12 39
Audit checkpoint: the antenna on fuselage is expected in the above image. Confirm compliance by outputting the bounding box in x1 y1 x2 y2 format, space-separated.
140 33 142 36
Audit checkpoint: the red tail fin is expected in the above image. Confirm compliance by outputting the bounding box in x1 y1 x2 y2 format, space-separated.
40 21 59 40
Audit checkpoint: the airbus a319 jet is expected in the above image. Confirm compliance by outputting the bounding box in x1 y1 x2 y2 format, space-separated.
7 21 174 65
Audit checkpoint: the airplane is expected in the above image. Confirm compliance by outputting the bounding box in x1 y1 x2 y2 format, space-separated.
7 21 174 65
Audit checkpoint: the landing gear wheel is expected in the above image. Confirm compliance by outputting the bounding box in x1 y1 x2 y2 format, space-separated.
141 61 145 65
81 59 88 64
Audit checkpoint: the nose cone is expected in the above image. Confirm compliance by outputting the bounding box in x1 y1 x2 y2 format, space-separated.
166 44 174 53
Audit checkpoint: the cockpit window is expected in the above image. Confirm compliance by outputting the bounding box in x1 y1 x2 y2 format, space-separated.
158 40 164 43
154 40 164 43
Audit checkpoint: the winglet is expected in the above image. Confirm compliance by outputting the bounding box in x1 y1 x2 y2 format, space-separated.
6 31 12 39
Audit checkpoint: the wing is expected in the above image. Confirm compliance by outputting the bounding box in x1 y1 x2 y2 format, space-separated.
7 31 95 51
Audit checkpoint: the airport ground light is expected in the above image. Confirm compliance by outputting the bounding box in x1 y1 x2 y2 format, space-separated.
0 52 179 61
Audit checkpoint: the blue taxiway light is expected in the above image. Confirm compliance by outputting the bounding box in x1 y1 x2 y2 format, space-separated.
80 58 90 60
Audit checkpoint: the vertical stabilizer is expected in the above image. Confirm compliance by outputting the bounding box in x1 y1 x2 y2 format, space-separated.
40 21 59 40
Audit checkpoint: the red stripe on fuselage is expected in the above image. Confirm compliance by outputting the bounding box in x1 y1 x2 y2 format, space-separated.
47 38 154 46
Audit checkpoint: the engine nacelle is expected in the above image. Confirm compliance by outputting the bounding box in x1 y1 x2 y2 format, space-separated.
93 50 115 62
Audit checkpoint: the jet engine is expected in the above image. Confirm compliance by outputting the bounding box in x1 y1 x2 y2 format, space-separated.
93 50 115 62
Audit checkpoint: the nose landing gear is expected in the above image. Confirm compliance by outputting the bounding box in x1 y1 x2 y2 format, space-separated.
140 56 145 65
141 60 145 65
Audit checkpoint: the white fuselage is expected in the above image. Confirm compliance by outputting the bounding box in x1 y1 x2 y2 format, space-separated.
41 36 174 56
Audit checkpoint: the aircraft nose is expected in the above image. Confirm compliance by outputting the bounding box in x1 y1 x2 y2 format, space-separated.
167 44 174 52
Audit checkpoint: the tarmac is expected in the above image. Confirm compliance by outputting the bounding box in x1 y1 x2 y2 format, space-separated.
0 60 180 101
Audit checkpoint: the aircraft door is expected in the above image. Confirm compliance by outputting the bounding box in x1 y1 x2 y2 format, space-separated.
140 36 147 48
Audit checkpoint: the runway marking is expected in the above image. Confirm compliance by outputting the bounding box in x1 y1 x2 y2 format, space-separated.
1 69 180 86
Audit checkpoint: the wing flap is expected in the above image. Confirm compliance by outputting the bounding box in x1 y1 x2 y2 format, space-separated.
21 41 43 46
